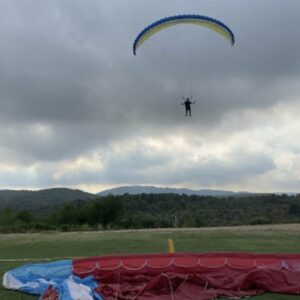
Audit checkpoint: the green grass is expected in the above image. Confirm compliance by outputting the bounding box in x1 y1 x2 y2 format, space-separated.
1 225 300 299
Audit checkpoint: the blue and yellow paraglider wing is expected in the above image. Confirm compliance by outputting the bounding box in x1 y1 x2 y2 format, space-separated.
133 15 235 55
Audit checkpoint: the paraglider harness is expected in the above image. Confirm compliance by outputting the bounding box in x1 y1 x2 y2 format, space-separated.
182 96 195 117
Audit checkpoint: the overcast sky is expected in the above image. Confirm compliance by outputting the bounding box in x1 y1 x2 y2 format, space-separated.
0 0 299 193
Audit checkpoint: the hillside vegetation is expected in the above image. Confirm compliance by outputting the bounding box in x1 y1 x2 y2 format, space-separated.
0 188 97 214
1 193 300 232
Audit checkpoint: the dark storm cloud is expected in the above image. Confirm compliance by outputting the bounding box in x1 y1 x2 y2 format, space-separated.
1 0 299 128
0 0 299 191
0 1 107 123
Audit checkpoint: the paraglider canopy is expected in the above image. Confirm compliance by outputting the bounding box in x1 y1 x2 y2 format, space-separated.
133 14 235 55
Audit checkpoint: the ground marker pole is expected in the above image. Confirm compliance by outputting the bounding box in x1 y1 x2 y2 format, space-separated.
168 239 175 253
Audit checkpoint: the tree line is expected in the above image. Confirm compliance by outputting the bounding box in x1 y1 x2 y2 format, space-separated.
1 193 300 233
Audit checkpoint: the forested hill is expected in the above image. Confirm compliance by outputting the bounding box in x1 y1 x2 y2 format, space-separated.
1 192 300 232
0 186 250 214
0 188 97 213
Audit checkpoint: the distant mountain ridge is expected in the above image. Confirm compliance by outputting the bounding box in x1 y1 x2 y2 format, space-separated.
0 186 251 214
0 188 97 213
97 185 249 197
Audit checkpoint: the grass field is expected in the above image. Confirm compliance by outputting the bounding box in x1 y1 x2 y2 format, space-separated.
1 224 300 299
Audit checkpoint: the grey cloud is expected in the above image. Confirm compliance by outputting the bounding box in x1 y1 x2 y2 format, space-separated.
150 152 275 187
90 144 276 187
0 0 299 191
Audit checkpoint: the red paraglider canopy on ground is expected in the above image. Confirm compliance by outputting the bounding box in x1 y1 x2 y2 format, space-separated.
73 252 300 300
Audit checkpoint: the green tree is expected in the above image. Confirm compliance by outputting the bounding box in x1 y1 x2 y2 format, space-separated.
89 196 123 229
0 208 16 225
16 210 34 224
